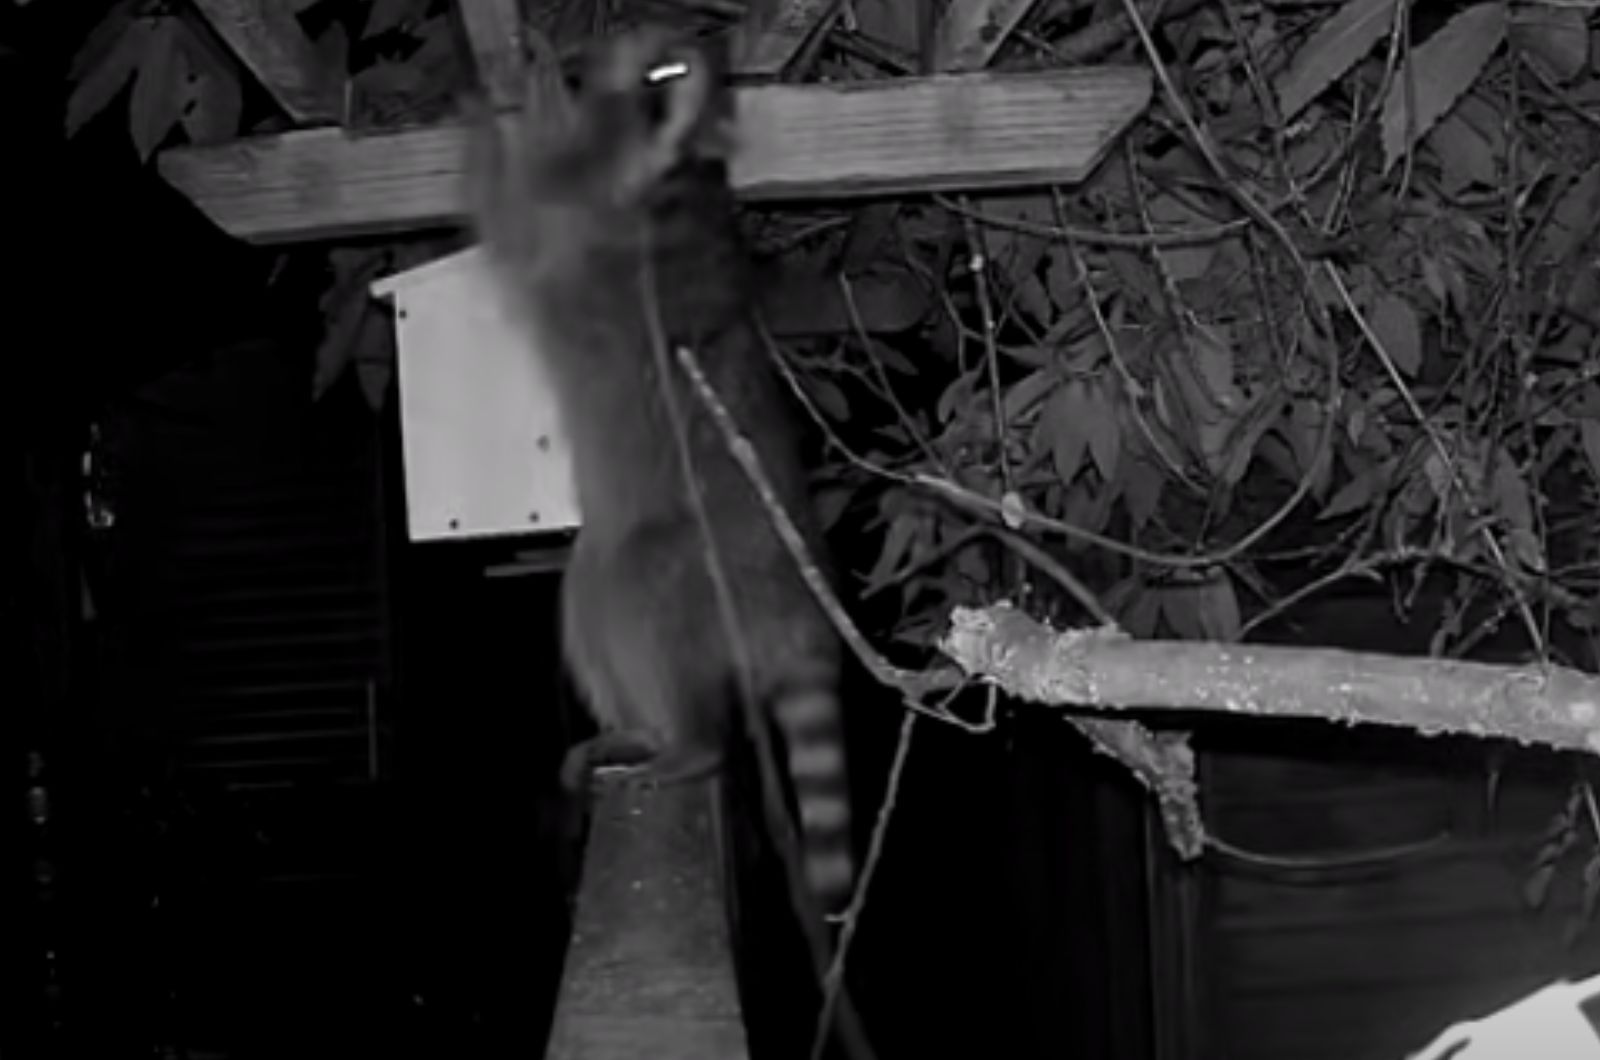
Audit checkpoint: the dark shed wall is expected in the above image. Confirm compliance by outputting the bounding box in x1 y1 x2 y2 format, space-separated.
109 348 387 793
1191 593 1600 1060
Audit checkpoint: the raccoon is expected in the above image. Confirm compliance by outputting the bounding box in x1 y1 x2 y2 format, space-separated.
464 27 856 916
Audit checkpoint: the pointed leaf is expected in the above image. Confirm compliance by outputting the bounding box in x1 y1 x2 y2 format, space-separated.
953 540 992 588
1276 0 1394 121
366 0 431 36
354 310 397 412
1159 586 1204 640
1120 454 1165 531
1172 325 1243 477
1220 397 1286 488
314 289 369 401
1580 418 1600 485
129 16 185 161
314 250 387 400
1367 290 1422 376
1381 3 1507 174
1418 254 1450 308
813 484 853 530
1147 194 1219 281
1120 583 1162 638
1060 478 1112 536
806 377 850 421
1534 165 1600 268
176 20 245 145
1510 2 1588 83
848 271 930 335
356 362 393 413
1525 861 1556 909
1012 274 1053 325
1254 435 1303 491
1045 382 1090 484
1426 110 1498 191
1284 398 1328 484
1105 249 1165 310
864 512 923 593
1490 457 1543 573
1193 574 1242 641
867 339 919 375
69 0 140 84
968 193 1051 279
1084 379 1122 482
1318 458 1394 519
66 9 148 138
1044 247 1080 314
1193 324 1240 406
937 371 977 423
1002 369 1056 421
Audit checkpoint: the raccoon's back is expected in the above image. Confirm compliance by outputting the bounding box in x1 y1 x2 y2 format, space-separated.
537 166 799 537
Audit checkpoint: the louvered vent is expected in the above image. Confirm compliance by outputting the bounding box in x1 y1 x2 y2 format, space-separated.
159 474 384 791
114 348 389 796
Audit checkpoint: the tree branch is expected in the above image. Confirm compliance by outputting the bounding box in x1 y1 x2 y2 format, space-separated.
940 602 1600 755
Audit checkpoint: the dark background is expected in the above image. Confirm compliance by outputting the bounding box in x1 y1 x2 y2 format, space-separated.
4 14 1152 1058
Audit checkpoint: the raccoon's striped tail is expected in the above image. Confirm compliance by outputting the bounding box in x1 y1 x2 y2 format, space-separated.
770 684 855 917
762 681 876 1060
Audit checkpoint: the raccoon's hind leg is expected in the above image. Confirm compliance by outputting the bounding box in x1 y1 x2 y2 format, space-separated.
557 528 730 792
557 539 659 793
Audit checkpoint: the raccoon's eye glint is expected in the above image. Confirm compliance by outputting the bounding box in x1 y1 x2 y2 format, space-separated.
645 59 690 85
637 57 690 129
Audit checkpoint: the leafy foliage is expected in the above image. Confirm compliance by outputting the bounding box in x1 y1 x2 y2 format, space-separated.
61 0 1600 662
750 0 1600 676
66 1 246 155
64 1 470 410
51 0 1600 941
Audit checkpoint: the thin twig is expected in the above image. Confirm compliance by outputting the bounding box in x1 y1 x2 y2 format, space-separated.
958 204 1015 499
813 708 919 1060
639 236 881 1060
677 336 969 711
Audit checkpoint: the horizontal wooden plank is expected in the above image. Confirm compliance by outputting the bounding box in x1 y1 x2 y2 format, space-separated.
158 65 1150 243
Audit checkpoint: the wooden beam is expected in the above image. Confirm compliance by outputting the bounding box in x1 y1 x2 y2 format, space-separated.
158 65 1150 243
545 776 749 1060
731 0 840 78
454 0 524 109
190 0 341 124
932 0 1043 71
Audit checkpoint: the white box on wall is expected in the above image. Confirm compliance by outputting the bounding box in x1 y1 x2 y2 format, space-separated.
372 247 581 542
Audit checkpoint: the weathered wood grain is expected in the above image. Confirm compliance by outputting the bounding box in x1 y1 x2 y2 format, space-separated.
190 0 341 123
159 65 1150 243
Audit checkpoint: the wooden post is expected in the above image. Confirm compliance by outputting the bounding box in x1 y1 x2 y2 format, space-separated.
544 774 748 1060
